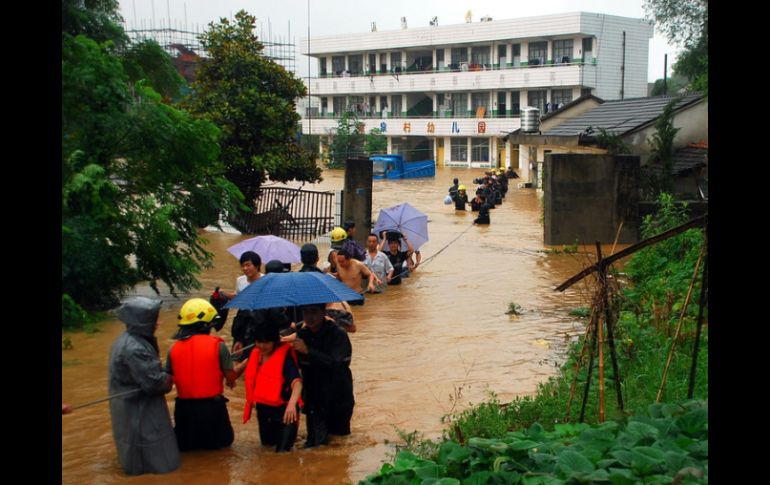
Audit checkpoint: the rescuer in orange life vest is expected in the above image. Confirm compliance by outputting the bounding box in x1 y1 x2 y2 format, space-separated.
242 319 303 452
166 298 244 451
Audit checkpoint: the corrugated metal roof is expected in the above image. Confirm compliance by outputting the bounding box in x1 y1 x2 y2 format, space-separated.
645 145 707 176
543 94 703 137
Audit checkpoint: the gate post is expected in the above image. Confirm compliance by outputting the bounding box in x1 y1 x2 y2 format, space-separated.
343 158 373 246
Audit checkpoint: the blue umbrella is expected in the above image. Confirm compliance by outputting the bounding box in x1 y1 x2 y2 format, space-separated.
372 202 429 251
223 272 363 310
226 235 302 264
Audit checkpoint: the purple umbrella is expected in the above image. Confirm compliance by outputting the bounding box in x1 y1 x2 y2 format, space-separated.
226 235 302 264
372 202 429 251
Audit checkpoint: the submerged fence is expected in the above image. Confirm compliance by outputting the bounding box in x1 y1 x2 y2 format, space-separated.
228 187 337 240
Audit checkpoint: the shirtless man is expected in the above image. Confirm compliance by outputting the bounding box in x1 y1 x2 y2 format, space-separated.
334 248 377 305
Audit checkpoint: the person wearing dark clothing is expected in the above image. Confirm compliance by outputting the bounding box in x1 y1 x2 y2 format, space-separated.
342 221 367 261
470 191 484 211
505 166 519 179
448 178 459 198
452 185 469 210
290 304 354 446
166 298 238 452
108 297 180 476
232 308 290 361
243 321 303 452
299 243 324 273
379 233 414 285
474 200 491 225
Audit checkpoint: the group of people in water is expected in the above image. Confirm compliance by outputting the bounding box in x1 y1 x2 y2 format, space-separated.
447 167 516 224
99 218 430 475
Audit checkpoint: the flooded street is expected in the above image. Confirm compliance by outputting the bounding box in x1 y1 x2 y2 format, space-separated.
62 167 600 484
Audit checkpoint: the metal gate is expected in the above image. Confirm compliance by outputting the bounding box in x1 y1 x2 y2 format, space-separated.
228 187 337 240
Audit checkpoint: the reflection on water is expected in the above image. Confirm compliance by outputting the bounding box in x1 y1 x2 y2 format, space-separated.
63 167 601 484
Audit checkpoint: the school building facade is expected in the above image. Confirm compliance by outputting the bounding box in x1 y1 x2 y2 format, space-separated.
299 11 654 181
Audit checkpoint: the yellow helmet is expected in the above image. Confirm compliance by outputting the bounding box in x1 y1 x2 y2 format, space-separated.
178 298 218 326
330 227 347 242
458 184 466 191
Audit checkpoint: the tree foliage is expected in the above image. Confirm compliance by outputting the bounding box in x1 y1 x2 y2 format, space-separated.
62 30 241 316
365 127 388 156
62 0 127 48
647 99 682 195
326 111 366 168
121 39 186 101
183 10 321 205
643 0 708 95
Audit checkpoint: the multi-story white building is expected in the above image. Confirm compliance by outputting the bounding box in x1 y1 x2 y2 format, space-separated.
300 12 653 181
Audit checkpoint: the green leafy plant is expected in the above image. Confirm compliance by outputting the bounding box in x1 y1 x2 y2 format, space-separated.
506 302 523 316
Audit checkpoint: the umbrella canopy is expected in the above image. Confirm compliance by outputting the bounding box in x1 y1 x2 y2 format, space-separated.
226 235 301 264
223 272 363 310
372 202 429 251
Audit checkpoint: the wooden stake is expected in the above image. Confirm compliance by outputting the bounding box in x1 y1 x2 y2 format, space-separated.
595 242 605 423
688 229 708 399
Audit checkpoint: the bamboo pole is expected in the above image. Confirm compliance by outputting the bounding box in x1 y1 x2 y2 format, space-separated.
597 241 625 413
579 303 600 423
595 242 605 423
688 231 708 399
655 244 706 403
564 305 597 421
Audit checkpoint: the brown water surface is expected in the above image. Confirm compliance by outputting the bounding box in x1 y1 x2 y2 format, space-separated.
62 167 609 484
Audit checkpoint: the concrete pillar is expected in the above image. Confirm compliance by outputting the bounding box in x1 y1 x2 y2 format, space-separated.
432 49 437 70
466 94 472 118
402 50 407 70
401 94 407 117
490 137 497 167
432 93 438 117
546 41 553 65
386 52 391 72
466 137 472 166
543 154 640 244
343 158 373 245
444 48 451 69
506 44 512 67
327 56 333 77
387 136 392 153
505 91 512 117
328 96 334 117
344 55 349 72
521 41 529 64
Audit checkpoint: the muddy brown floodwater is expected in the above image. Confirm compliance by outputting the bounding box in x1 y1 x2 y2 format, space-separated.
62 167 613 484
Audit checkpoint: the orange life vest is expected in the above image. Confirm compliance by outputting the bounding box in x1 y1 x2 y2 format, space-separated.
170 334 224 399
243 343 302 423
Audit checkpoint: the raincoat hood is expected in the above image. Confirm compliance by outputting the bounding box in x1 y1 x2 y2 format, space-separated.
117 297 161 337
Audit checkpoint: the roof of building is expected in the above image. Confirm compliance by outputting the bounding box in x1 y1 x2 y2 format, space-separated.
539 94 605 123
543 94 704 138
646 143 708 177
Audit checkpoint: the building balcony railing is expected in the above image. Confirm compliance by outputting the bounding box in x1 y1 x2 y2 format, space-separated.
309 61 594 96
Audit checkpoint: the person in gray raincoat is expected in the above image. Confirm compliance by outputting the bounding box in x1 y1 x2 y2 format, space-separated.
108 297 180 475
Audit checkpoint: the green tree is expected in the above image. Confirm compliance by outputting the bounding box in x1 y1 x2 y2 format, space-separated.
62 33 241 317
121 39 186 101
647 99 682 195
644 0 708 95
184 10 321 205
62 0 127 48
365 127 388 155
326 111 365 168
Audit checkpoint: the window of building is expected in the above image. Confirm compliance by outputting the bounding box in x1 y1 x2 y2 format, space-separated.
498 44 507 66
497 92 506 118
391 52 402 72
581 87 593 97
332 56 346 76
471 92 489 116
451 138 468 162
510 91 521 115
451 93 468 118
333 96 347 115
368 54 377 74
471 46 490 67
319 58 328 76
471 138 490 162
550 89 573 108
528 42 547 66
380 53 388 73
582 38 593 63
436 49 445 69
451 47 468 69
527 90 547 113
391 96 402 118
553 40 573 64
349 96 364 115
348 54 363 76
512 44 521 67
